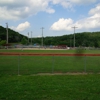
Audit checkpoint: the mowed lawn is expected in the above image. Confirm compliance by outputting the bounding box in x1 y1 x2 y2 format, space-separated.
0 75 100 100
0 49 100 74
0 49 100 54
0 55 100 75
0 49 100 100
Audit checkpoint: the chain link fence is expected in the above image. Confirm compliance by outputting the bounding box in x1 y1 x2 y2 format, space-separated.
0 54 100 75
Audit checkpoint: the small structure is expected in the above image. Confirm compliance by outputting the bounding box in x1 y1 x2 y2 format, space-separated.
57 45 67 49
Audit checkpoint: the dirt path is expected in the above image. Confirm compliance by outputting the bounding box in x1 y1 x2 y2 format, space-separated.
0 52 100 56
29 72 99 76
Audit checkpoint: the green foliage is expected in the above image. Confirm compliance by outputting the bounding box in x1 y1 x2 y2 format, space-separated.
0 26 27 43
21 37 28 45
32 32 100 47
0 40 6 46
0 25 100 47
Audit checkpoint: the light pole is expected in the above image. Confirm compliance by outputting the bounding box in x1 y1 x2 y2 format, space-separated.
41 27 44 47
28 32 29 44
31 31 32 45
70 36 72 48
6 23 8 44
72 26 78 48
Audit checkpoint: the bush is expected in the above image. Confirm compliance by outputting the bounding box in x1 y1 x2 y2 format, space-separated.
0 40 6 46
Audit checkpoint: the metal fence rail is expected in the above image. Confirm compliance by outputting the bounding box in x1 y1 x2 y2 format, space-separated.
0 54 100 75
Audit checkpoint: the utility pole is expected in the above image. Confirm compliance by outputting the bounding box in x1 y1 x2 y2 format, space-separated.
31 31 32 45
6 23 8 44
28 32 29 44
41 27 44 47
72 26 78 48
70 36 71 48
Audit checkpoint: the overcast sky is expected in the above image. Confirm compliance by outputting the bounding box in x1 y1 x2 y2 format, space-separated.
0 0 100 37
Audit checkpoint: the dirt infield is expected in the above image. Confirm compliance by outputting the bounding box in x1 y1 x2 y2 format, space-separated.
0 52 100 56
35 72 89 75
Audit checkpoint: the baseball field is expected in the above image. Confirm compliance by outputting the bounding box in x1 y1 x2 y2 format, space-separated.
0 49 100 100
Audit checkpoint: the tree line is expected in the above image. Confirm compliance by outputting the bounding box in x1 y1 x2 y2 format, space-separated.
0 25 100 47
0 26 27 46
32 32 100 47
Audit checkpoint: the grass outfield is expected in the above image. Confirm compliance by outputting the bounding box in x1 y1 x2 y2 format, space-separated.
0 75 100 100
0 49 100 75
0 55 100 75
0 49 100 100
0 49 100 54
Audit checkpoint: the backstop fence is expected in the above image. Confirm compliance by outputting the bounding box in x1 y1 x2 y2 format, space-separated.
0 53 100 75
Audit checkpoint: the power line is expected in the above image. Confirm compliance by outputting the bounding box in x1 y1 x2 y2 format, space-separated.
72 26 78 48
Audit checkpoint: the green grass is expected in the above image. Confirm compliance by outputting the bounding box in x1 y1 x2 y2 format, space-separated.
0 55 100 75
0 75 100 100
0 50 100 100
0 49 100 75
0 49 100 54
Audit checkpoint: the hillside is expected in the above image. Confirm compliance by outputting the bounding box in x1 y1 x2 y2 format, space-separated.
0 25 100 47
32 31 100 47
0 26 27 44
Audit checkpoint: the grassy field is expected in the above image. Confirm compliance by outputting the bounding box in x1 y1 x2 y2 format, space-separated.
0 55 100 75
0 49 100 54
0 49 100 75
0 75 100 100
0 49 100 100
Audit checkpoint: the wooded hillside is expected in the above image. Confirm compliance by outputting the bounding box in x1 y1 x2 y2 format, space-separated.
32 32 100 47
0 25 100 47
0 26 27 45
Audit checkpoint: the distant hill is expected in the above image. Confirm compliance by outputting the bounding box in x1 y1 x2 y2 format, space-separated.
33 31 100 47
0 25 100 47
0 26 27 43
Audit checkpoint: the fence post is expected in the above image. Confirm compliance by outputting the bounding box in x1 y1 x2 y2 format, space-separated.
84 56 86 73
52 55 54 73
18 55 20 75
